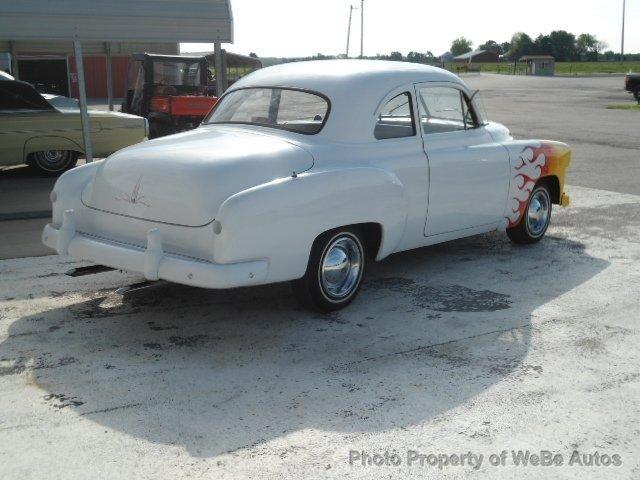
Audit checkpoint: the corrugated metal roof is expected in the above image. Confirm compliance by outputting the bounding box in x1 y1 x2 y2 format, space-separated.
0 40 178 56
453 49 488 60
0 0 233 43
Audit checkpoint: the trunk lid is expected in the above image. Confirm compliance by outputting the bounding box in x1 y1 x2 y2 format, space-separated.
82 126 314 227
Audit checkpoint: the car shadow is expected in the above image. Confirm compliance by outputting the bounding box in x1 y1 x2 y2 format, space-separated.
0 232 608 457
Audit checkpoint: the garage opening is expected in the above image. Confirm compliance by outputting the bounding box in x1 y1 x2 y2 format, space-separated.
17 58 69 96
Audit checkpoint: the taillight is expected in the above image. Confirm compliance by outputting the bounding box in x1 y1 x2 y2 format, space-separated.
150 96 171 114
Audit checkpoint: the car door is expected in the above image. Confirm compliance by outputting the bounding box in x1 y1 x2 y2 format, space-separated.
415 82 510 237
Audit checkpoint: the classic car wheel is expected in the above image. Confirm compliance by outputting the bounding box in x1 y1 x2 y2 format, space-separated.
30 150 78 175
507 184 552 244
292 228 366 312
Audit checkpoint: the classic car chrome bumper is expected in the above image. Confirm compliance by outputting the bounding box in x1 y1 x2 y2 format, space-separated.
42 210 268 289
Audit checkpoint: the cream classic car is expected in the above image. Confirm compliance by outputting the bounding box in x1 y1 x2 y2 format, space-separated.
43 60 571 311
0 79 147 175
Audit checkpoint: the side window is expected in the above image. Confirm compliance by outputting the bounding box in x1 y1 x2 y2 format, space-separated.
418 86 477 134
374 92 416 140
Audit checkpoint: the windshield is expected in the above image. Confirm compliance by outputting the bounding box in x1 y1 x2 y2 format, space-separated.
153 60 203 86
205 87 329 135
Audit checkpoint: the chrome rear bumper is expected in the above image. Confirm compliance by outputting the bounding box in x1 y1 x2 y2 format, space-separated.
42 209 268 289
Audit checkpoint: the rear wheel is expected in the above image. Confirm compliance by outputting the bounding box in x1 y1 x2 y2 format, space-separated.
507 184 552 244
291 228 366 312
29 150 78 176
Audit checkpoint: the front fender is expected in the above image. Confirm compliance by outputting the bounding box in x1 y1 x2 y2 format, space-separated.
213 167 407 283
502 140 571 227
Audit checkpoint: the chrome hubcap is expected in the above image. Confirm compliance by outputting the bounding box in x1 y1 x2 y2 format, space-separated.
527 189 550 237
42 150 64 164
36 150 69 171
319 235 363 300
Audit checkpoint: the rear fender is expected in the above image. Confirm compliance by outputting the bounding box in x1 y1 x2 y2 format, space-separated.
213 167 407 283
502 140 571 228
50 161 102 226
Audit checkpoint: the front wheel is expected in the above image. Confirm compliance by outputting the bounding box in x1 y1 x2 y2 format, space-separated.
291 228 366 312
507 184 553 244
29 150 78 176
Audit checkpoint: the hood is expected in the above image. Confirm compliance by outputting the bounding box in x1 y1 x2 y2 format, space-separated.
82 126 314 227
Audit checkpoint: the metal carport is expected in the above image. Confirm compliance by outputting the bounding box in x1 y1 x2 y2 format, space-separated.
0 0 233 163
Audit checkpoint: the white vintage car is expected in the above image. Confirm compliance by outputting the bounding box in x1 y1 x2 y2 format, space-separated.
43 60 571 311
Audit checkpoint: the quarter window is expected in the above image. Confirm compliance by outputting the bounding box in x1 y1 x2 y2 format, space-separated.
374 92 416 140
417 86 478 134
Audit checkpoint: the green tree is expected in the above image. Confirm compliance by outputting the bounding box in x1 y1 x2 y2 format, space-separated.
533 34 553 55
576 33 607 61
406 51 437 64
508 32 534 60
548 30 578 61
451 37 473 56
389 51 403 61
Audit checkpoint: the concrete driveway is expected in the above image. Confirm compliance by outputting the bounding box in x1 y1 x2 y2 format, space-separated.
1 184 639 478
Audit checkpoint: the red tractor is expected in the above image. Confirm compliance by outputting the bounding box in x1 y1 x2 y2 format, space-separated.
121 53 218 138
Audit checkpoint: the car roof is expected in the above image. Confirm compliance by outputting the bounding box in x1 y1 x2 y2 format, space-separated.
233 59 462 93
229 60 466 142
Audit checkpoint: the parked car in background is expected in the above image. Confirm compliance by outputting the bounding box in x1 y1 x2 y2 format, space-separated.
625 73 640 103
0 79 147 175
43 60 571 311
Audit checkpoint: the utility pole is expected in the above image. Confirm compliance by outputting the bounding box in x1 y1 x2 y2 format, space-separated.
360 0 365 58
621 0 626 61
346 5 356 57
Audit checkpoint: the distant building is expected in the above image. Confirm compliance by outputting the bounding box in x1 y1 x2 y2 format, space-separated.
440 52 454 63
519 55 556 76
0 41 178 99
453 49 500 64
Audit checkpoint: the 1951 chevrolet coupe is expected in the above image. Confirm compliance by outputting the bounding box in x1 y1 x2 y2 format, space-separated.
42 60 571 311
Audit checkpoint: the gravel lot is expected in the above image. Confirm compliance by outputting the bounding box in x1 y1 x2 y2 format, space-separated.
0 74 639 479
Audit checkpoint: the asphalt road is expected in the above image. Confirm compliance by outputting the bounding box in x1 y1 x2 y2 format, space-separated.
464 74 639 196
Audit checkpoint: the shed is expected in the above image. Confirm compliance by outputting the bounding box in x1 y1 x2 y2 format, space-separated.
0 0 234 163
0 41 179 99
453 50 500 64
519 55 556 76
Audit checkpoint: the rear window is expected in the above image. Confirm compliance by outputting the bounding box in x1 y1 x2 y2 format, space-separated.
205 87 329 135
0 80 54 111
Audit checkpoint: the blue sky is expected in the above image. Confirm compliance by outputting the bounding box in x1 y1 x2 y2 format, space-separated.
182 0 639 57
